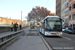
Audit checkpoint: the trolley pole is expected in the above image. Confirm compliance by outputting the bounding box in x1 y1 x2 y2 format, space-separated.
21 11 22 26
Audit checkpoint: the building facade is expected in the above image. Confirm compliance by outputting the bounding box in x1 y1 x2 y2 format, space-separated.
56 0 61 17
61 0 69 27
69 0 75 27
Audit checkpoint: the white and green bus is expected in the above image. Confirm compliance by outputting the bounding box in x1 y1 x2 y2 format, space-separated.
40 16 63 36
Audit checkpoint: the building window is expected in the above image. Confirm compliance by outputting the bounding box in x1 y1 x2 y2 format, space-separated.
69 6 71 10
70 24 72 27
67 2 69 7
73 14 75 20
73 3 75 8
69 0 71 2
69 15 71 20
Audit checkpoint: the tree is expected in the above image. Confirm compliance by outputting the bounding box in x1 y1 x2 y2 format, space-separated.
28 6 56 21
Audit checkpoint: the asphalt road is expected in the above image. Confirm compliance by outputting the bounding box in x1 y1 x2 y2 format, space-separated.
41 32 75 50
5 27 48 50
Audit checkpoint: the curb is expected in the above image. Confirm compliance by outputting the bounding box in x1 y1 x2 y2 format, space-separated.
39 33 53 50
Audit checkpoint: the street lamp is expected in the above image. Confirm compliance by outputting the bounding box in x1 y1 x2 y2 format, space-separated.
21 11 22 26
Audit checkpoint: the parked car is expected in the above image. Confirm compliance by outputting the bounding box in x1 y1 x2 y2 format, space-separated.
62 27 65 32
64 27 75 33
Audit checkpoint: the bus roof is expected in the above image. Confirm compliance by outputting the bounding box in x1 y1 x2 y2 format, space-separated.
40 16 61 22
45 16 60 19
44 16 60 19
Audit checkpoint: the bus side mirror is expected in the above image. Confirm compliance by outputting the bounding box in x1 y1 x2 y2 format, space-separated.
61 19 64 22
45 22 47 29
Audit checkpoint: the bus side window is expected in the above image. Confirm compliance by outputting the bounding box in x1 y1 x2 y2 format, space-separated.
42 23 43 28
42 22 45 29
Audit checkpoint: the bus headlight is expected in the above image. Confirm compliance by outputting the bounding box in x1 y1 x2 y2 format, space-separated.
60 32 62 34
45 32 49 34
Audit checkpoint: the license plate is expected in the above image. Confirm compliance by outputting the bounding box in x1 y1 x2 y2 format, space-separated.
51 33 56 34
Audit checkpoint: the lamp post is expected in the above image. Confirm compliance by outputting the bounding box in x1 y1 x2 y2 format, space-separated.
21 11 22 26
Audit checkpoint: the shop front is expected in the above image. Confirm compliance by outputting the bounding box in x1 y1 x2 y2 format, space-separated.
69 20 75 29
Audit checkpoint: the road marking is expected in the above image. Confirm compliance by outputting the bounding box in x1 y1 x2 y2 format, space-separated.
63 36 71 40
39 34 53 50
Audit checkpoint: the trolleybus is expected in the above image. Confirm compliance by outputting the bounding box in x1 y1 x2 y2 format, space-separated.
40 16 63 36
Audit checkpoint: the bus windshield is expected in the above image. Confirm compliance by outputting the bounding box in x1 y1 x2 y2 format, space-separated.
46 18 62 31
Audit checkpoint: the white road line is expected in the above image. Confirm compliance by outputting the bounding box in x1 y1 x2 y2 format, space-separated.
39 34 52 50
63 36 71 40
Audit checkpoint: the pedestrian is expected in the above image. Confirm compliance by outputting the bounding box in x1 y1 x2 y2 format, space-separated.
14 22 18 31
73 26 75 30
10 22 14 32
19 24 22 30
14 23 16 31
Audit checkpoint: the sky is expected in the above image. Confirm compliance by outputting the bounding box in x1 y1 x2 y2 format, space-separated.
0 0 56 20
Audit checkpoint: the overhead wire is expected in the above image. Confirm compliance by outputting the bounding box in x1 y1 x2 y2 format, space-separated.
44 0 54 16
47 0 53 8
45 0 49 6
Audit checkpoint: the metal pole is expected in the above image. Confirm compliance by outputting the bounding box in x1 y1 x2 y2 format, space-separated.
21 11 22 26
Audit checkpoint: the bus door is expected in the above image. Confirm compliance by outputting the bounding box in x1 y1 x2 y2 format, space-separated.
42 22 45 34
42 20 47 34
40 23 42 32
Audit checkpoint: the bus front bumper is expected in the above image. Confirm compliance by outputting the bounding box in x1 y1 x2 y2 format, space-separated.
44 32 63 36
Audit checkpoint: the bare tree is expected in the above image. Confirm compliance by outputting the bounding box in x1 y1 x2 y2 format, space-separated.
28 6 56 21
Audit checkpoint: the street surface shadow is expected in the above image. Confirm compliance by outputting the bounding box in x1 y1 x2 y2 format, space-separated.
65 33 75 35
44 36 62 38
63 32 75 35
40 33 62 38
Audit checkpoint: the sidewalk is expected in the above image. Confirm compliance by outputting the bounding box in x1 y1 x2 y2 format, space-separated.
0 26 28 38
5 27 48 50
0 29 24 38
